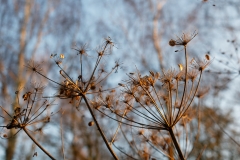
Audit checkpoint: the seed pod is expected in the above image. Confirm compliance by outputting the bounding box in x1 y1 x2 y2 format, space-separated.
33 152 37 157
118 83 125 87
88 121 94 126
169 39 176 47
178 64 183 71
205 54 210 60
60 54 65 59
22 92 31 101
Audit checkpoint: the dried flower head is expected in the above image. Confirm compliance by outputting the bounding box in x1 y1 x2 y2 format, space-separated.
196 87 210 98
190 57 210 71
25 59 43 73
160 69 176 84
187 69 199 81
169 30 198 47
73 43 89 56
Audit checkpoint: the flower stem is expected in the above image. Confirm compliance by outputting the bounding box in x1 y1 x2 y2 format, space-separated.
168 127 185 160
82 95 119 160
23 127 56 160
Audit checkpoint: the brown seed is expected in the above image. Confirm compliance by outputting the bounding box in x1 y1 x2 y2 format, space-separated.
60 54 64 59
205 54 210 60
88 121 94 126
169 39 176 47
33 152 37 157
178 64 183 71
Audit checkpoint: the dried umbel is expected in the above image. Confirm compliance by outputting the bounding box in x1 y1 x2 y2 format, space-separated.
0 84 56 159
14 33 212 160
24 37 120 159
95 32 209 160
169 30 198 47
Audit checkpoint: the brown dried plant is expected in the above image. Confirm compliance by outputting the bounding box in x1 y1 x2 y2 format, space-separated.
0 33 212 159
22 37 120 159
0 82 56 159
95 31 211 159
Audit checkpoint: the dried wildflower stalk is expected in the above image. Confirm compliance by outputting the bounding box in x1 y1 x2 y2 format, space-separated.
2 33 212 159
0 82 56 159
97 31 210 159
26 37 119 159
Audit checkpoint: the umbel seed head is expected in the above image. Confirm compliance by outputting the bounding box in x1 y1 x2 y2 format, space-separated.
169 30 198 47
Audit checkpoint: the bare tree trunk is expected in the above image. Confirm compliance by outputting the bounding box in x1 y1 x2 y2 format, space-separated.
5 0 31 159
152 1 166 72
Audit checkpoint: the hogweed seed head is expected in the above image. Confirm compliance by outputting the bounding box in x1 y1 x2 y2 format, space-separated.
25 59 43 73
190 57 210 71
169 30 198 47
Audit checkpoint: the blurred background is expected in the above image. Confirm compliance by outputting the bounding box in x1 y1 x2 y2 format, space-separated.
1 0 240 159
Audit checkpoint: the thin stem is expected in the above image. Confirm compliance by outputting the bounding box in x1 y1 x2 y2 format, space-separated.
168 82 173 124
84 43 109 92
82 95 119 160
60 116 66 160
139 83 169 126
23 127 56 160
25 91 37 123
174 45 188 124
110 109 127 145
168 127 185 160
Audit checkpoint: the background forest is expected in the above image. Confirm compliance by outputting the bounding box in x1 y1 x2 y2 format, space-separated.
1 0 240 160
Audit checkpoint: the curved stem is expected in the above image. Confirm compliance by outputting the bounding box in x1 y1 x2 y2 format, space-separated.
82 95 119 160
168 127 185 160
23 127 56 160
